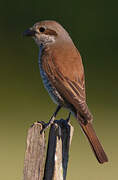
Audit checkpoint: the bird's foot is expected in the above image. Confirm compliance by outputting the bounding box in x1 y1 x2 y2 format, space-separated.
40 105 61 134
40 120 54 134
40 111 71 134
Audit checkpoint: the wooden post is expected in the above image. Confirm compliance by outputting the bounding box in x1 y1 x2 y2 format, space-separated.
23 122 45 180
23 120 74 180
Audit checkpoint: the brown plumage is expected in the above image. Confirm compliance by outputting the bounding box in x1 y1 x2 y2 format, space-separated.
24 20 108 163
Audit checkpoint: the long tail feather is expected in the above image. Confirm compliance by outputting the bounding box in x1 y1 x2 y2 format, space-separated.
79 120 108 163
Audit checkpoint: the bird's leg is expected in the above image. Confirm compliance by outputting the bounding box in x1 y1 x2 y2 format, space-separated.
66 112 71 123
49 105 62 125
41 105 61 133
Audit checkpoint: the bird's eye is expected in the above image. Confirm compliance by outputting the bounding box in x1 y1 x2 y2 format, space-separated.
39 27 45 32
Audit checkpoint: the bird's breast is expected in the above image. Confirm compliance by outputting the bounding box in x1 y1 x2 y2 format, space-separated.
38 49 64 105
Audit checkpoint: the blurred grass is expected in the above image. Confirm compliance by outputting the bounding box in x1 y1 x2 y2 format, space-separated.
0 0 118 179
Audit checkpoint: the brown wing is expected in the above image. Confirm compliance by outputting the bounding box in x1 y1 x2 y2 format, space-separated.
42 45 92 121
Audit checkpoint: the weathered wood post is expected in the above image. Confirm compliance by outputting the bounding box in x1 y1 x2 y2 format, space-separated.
23 119 74 180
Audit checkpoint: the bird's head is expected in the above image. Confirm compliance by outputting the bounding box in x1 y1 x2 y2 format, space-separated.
23 20 71 47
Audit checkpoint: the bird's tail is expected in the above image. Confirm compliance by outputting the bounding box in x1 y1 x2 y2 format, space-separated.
78 118 108 163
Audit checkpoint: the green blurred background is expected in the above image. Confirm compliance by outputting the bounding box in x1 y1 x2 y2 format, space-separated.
0 0 118 179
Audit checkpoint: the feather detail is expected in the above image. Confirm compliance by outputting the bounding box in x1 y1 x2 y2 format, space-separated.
78 118 108 163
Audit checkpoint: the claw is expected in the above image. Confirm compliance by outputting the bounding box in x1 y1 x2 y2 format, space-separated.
40 122 50 134
40 105 61 134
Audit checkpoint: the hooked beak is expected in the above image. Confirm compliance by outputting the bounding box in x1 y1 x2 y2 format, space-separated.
23 28 37 37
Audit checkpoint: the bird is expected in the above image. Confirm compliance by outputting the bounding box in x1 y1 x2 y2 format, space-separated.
24 20 108 164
